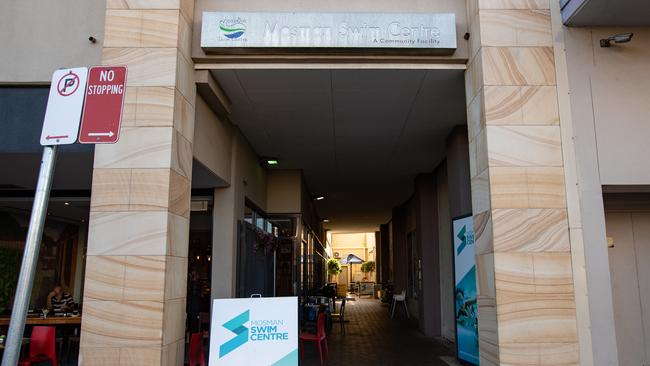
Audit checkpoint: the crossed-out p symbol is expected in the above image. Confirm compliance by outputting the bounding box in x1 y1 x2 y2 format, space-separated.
57 71 80 96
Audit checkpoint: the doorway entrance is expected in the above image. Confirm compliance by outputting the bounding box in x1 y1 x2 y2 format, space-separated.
203 67 470 365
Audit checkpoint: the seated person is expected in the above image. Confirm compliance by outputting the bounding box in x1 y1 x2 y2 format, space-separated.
46 285 74 315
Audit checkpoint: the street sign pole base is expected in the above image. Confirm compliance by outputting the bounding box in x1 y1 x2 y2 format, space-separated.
1 146 58 366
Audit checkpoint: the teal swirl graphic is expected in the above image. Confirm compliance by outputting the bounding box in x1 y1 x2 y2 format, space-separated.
219 21 246 39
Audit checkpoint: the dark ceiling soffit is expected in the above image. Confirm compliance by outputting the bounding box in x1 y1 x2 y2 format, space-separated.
561 0 591 25
195 70 232 120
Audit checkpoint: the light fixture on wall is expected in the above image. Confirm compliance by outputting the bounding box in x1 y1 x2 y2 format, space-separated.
600 33 633 48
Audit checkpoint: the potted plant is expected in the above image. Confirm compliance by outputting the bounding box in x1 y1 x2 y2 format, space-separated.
326 258 342 282
360 261 376 281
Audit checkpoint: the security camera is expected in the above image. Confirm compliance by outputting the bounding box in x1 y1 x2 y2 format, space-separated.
600 33 633 48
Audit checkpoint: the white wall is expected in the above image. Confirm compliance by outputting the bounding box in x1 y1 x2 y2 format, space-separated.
198 97 268 298
565 27 650 185
194 97 233 184
266 170 302 214
605 211 650 366
0 0 106 83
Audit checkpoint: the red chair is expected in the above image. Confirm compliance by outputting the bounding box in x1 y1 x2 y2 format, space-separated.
185 332 205 366
18 326 58 366
299 312 329 365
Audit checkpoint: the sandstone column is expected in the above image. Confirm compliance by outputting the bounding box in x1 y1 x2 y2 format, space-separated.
79 1 196 365
466 0 580 364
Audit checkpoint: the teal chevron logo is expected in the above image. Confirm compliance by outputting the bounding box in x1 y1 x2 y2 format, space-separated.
219 310 250 358
456 224 475 255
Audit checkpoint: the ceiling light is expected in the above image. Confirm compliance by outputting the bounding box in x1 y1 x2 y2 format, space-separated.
64 202 70 206
323 219 330 223
315 196 325 201
267 159 279 165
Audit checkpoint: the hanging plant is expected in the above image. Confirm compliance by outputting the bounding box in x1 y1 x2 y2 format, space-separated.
360 261 376 273
254 228 279 254
327 259 342 276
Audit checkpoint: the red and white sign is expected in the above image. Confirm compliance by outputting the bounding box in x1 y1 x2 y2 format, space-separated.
40 67 88 146
78 66 128 144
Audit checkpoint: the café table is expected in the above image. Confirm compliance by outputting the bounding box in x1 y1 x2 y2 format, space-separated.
0 315 81 326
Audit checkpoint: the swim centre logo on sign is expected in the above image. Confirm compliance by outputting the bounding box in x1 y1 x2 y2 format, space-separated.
456 223 474 255
219 17 247 40
219 310 249 358
210 297 298 365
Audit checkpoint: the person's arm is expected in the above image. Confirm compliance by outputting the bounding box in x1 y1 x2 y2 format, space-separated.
62 294 74 310
46 292 55 309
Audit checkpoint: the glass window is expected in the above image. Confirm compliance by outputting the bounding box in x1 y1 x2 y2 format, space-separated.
244 206 254 224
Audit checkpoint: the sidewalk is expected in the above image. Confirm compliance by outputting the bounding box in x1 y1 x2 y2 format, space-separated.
301 298 454 366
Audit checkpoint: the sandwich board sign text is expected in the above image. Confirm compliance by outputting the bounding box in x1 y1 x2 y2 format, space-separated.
79 66 127 144
210 297 298 365
40 67 88 145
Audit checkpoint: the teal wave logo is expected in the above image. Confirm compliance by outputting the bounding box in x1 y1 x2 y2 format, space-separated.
219 310 249 358
219 18 246 39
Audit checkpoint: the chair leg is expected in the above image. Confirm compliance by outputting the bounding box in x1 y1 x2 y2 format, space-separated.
404 300 410 319
391 299 396 318
324 339 329 362
318 340 323 366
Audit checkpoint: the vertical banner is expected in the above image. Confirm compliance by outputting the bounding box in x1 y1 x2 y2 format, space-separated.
210 297 298 366
452 215 479 365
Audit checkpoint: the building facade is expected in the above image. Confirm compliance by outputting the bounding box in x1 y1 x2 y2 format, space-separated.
1 0 649 365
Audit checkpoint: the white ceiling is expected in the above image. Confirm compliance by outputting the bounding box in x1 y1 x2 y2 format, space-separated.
212 69 466 232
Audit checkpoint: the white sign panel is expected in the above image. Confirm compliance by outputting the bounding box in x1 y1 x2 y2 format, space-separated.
210 297 298 366
40 67 88 146
202 12 456 52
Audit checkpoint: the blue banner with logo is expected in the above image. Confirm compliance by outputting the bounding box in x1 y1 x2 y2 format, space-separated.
452 215 479 365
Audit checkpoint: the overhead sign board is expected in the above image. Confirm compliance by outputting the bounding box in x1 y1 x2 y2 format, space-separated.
40 67 88 146
452 215 479 366
209 297 298 366
79 66 128 144
201 12 456 53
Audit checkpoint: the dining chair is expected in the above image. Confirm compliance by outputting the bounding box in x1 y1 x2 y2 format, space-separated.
390 289 410 319
185 332 206 366
331 298 346 335
299 312 329 365
18 326 58 366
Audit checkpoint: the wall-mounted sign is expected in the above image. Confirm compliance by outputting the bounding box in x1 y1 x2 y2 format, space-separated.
210 297 298 365
452 214 479 365
201 12 456 53
79 66 127 144
40 67 88 146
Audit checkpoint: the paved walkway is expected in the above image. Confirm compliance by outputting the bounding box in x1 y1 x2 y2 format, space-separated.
301 298 454 366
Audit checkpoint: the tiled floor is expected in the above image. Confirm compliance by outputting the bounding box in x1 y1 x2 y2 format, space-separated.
301 298 454 366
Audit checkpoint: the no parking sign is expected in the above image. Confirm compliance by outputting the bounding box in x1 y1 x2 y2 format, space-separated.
209 297 298 366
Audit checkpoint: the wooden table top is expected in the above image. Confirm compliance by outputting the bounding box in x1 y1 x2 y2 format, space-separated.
0 316 81 326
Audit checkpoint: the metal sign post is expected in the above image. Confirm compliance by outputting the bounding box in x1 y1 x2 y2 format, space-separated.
2 67 89 366
1 146 58 366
